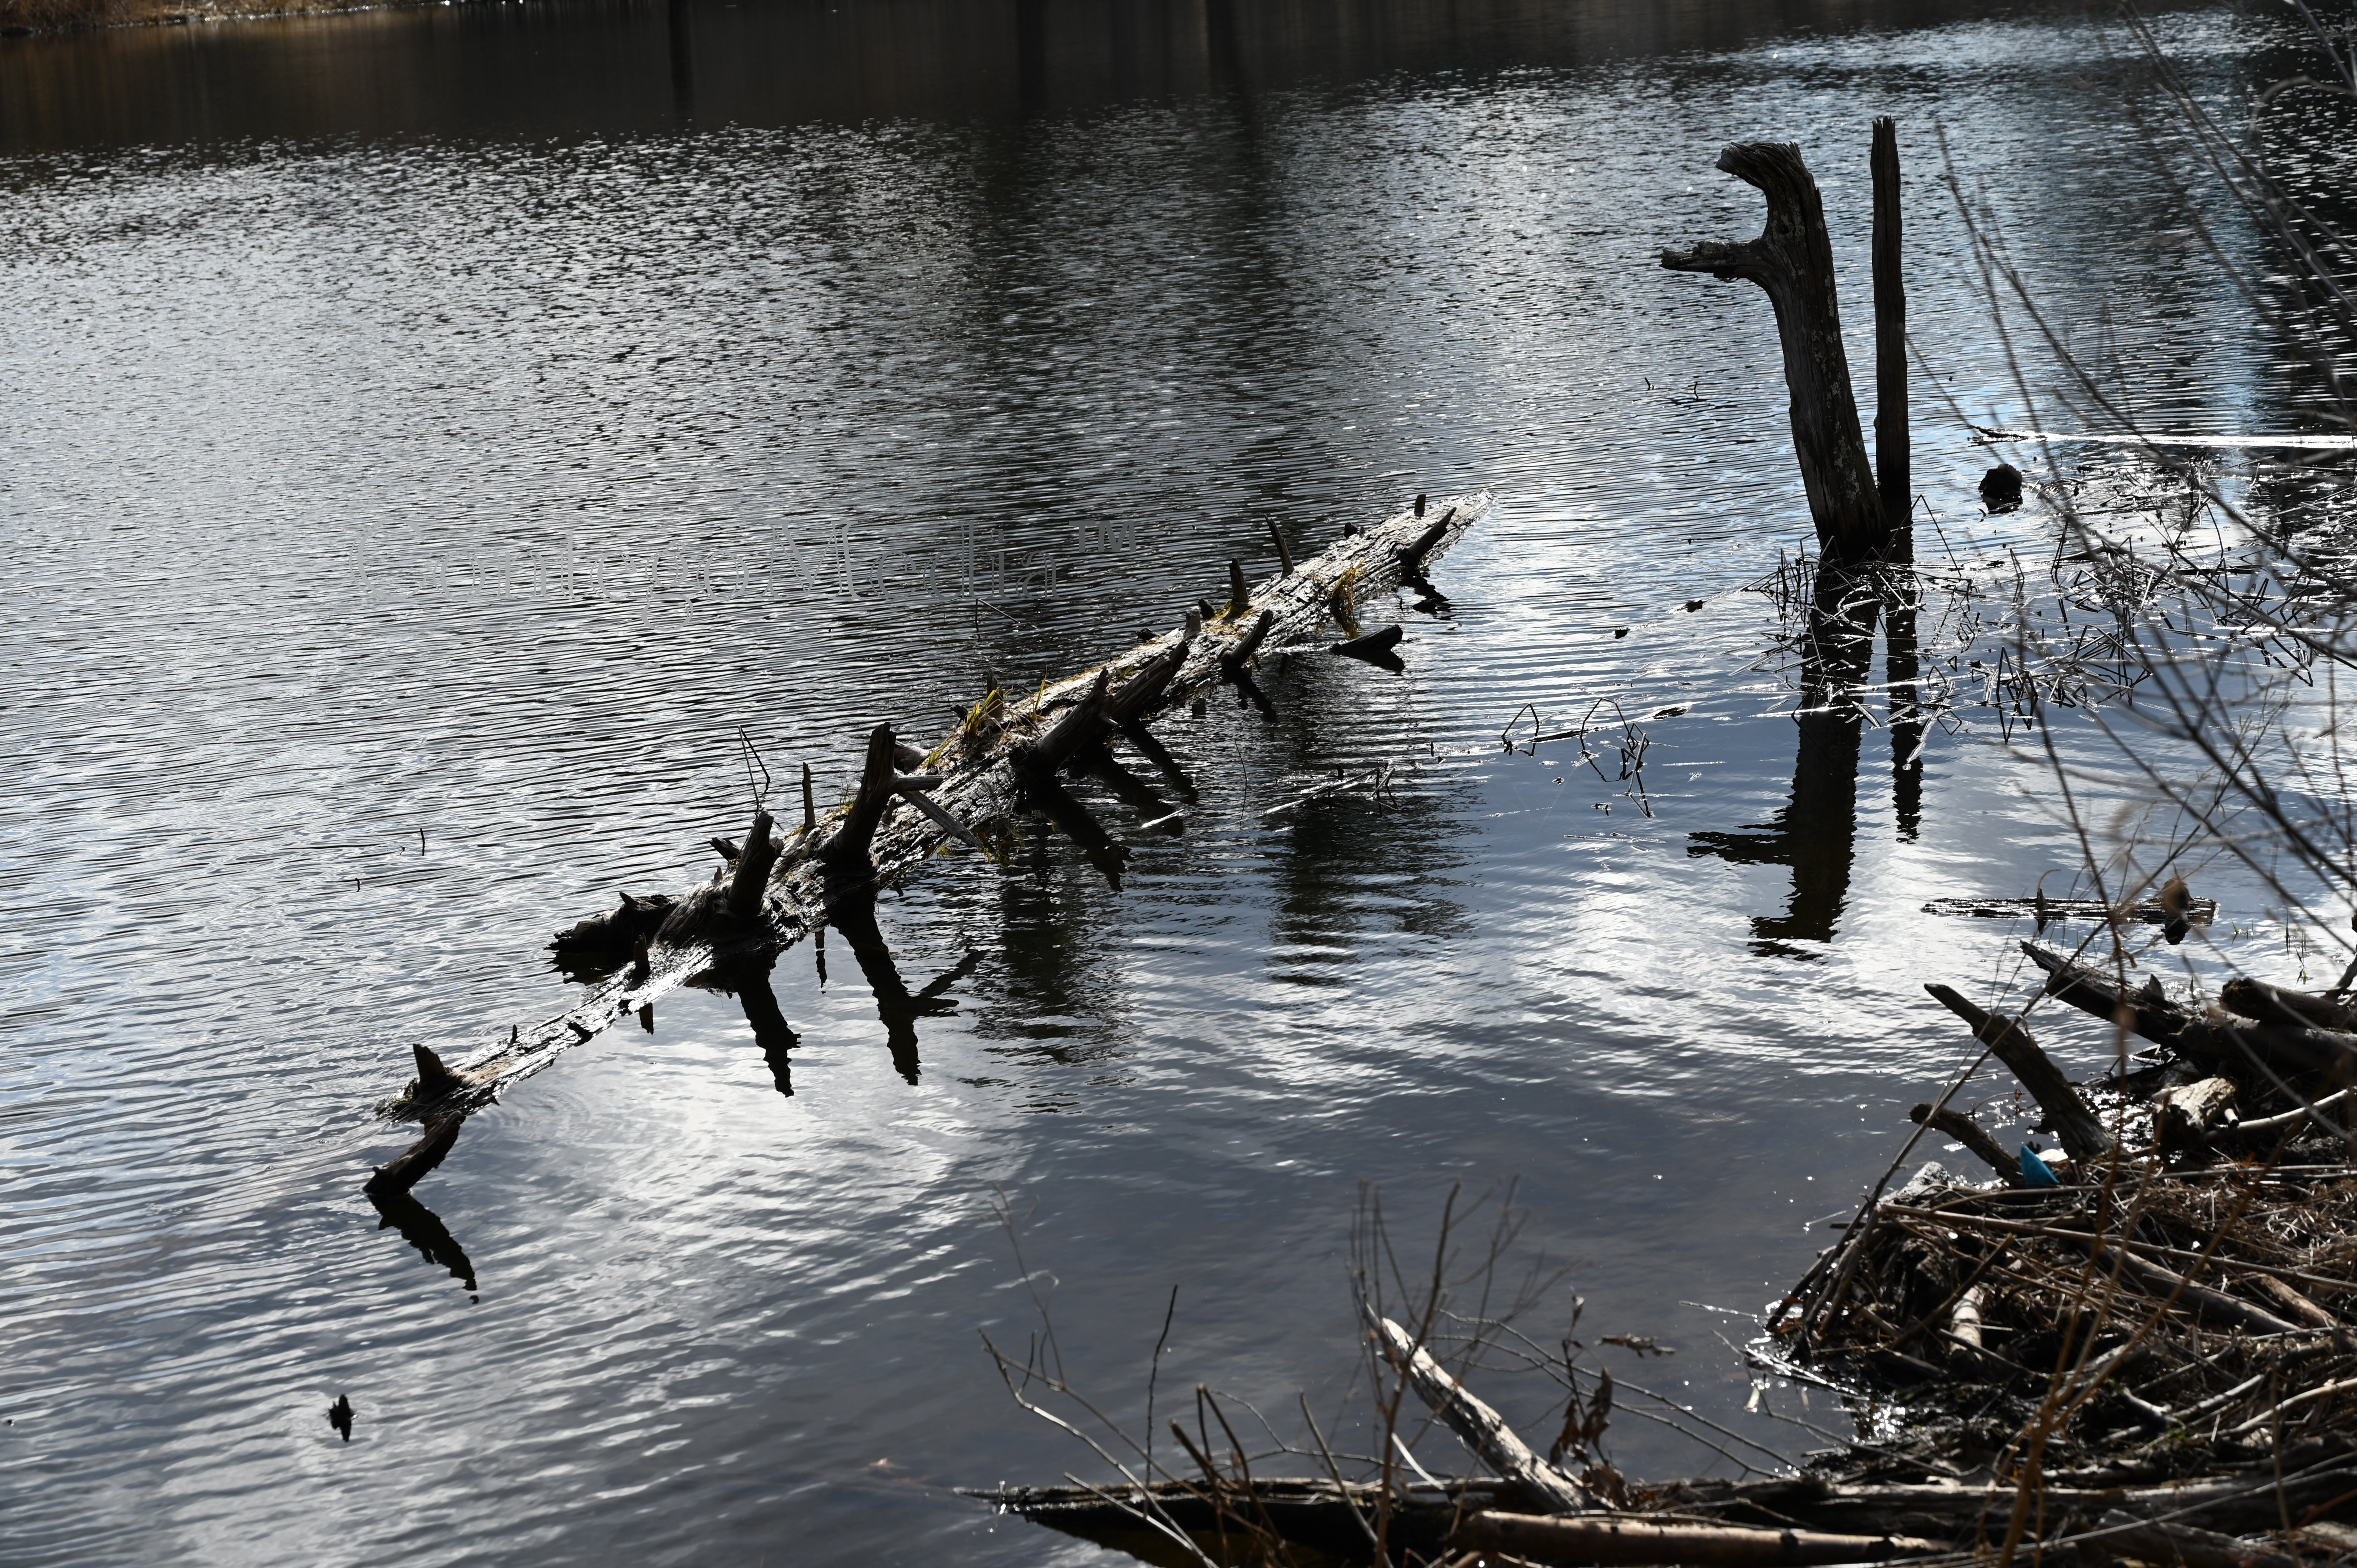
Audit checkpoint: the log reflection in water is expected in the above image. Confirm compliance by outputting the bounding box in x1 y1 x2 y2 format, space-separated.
826 890 978 1084
1022 775 1133 890
369 1191 478 1297
1688 562 1882 957
710 957 800 1097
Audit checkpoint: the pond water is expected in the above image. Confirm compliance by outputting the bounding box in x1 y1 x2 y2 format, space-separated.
5 0 2351 1563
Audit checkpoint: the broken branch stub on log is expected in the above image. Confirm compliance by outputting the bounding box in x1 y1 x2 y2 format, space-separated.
1372 1315 1591 1515
375 493 1494 1127
1662 143 1883 563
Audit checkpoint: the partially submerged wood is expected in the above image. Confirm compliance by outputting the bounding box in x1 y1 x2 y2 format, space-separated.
2020 942 2357 1078
1371 1315 1590 1514
378 492 1493 1127
1907 1100 2022 1184
1663 144 1883 563
1329 623 1404 662
366 1113 463 1199
1923 983 2111 1162
2154 1076 2237 1153
1453 1511 1942 1566
1921 894 2217 926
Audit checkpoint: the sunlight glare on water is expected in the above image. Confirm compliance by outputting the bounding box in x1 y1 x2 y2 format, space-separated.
3 0 2348 1561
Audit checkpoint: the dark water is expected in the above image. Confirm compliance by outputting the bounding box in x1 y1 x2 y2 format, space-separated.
4 1 2347 1563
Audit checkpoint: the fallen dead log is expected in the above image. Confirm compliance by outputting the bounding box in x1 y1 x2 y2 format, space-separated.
375 492 1492 1135
1923 983 2112 1162
2020 942 2357 1078
366 1113 463 1200
1907 1102 2022 1185
1371 1315 1591 1514
1452 1511 1944 1566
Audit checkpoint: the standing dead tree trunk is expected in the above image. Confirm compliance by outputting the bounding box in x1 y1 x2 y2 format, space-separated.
376 491 1493 1135
1870 117 1910 550
1663 143 1885 564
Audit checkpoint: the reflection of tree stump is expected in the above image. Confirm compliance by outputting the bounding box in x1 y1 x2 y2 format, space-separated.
1687 560 1880 954
1664 143 1883 564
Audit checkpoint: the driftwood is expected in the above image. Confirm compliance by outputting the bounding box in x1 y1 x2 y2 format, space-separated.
1906 1101 2022 1184
374 493 1491 1135
366 1112 463 1199
1371 1315 1591 1514
1920 895 2217 926
2020 942 2357 1078
1663 144 1883 563
1453 1511 1942 1566
1923 983 2112 1162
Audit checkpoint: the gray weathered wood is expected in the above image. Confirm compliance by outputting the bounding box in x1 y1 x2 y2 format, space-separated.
1372 1315 1591 1515
377 493 1493 1126
1664 144 1883 563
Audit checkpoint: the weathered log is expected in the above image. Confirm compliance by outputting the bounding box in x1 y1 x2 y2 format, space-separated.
2248 1272 2343 1332
1023 669 1112 780
373 493 1491 1128
2153 1077 2237 1153
366 1113 464 1199
1871 116 1910 547
1454 1511 1943 1566
1949 1286 1986 1350
2089 1511 2302 1568
548 890 675 958
409 1042 469 1103
1907 1102 2022 1185
1921 895 2216 926
2221 976 2357 1034
2090 1241 2303 1337
1371 1316 1591 1514
1923 984 2112 1162
1399 506 1456 576
2212 1084 2355 1146
1663 144 1883 563
2021 943 2357 1077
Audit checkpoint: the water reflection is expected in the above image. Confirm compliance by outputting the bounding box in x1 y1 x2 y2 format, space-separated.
827 891 979 1083
1687 562 1884 957
369 1191 479 1296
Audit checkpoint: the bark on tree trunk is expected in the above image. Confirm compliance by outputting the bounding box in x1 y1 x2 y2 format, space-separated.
1663 142 1884 564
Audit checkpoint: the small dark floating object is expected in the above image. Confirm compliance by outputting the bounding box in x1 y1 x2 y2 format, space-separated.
1613 627 1631 639
327 1395 353 1442
1980 462 2024 513
1684 598 1705 612
1329 623 1405 662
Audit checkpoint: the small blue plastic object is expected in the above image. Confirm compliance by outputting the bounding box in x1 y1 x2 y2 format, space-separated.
2019 1143 2061 1187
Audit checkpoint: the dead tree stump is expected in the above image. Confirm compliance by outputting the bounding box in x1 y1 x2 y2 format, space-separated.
1663 142 1884 564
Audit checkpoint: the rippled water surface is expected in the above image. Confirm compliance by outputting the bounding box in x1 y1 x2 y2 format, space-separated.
6 1 2352 1562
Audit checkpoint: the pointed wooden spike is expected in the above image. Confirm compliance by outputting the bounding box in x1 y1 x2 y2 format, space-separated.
1227 558 1249 613
1266 519 1294 575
